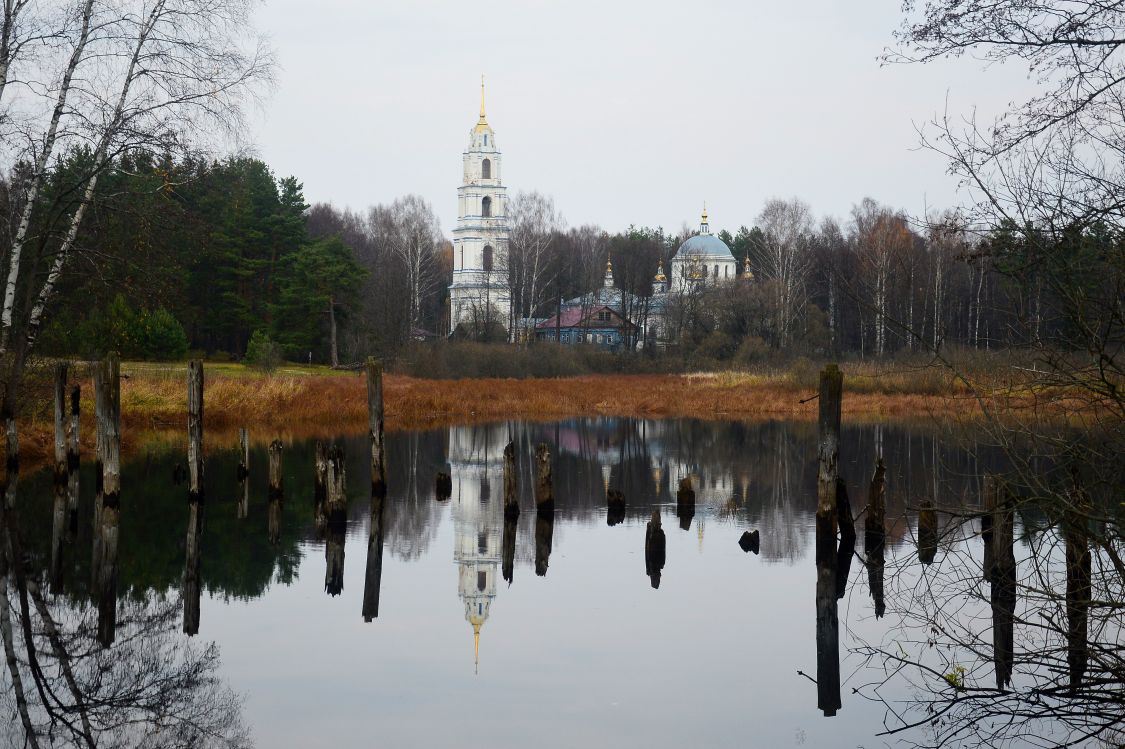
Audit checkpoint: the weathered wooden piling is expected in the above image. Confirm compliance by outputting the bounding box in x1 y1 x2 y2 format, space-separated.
863 457 887 616
644 510 666 589
53 363 68 483
816 364 843 536
237 428 249 519
815 529 842 717
267 440 283 545
94 355 121 648
918 498 938 565
865 458 885 538
981 475 998 580
187 360 204 500
676 476 695 531
534 510 554 577
534 443 553 510
606 488 626 527
366 358 386 496
362 493 386 621
325 444 347 527
435 472 452 502
313 440 328 530
66 384 80 531
503 441 519 519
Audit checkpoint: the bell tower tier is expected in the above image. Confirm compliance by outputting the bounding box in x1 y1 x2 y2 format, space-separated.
449 77 511 337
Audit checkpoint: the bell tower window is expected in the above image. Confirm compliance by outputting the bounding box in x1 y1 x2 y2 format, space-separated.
483 245 494 272
481 158 491 179
482 196 492 217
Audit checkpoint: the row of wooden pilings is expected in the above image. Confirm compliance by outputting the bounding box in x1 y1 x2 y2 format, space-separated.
41 356 391 645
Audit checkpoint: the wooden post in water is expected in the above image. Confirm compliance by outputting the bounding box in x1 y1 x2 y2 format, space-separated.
95 354 121 648
49 364 68 590
835 479 856 600
366 358 386 496
187 361 204 500
816 364 843 535
325 444 347 527
362 493 386 621
237 428 249 519
503 441 519 519
66 384 80 532
534 442 553 511
644 510 666 589
986 475 1016 690
267 440 283 545
918 498 938 565
314 440 328 530
676 476 695 531
1064 496 1090 691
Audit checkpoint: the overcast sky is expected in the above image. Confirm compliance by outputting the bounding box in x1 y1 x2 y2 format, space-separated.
248 0 1034 236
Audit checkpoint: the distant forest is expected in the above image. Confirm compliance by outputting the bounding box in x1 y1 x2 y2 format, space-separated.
0 149 1115 368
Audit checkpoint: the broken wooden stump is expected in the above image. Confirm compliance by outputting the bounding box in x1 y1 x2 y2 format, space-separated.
187 360 204 501
94 354 121 648
237 428 249 519
644 510 666 589
738 529 760 554
366 358 386 496
324 444 347 528
918 498 938 565
534 442 553 511
817 364 843 535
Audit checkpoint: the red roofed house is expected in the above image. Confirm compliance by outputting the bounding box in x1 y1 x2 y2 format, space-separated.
534 304 637 350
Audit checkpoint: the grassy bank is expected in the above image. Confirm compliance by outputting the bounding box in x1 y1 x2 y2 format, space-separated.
6 357 1080 469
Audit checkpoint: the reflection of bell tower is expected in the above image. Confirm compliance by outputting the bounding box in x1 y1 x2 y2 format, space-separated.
449 424 505 673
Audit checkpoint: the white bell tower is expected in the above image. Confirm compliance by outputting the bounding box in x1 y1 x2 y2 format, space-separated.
449 77 511 337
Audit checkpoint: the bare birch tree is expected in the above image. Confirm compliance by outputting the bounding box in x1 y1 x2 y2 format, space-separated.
753 197 814 347
385 194 442 338
507 190 563 334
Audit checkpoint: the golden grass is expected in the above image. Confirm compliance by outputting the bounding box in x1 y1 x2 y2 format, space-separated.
8 360 1096 470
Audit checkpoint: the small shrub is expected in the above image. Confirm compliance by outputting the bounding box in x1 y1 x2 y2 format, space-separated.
245 330 283 372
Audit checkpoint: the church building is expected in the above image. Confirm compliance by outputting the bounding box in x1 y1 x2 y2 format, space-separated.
448 79 511 337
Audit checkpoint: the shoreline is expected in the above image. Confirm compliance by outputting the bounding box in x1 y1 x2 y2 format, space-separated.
6 368 1070 472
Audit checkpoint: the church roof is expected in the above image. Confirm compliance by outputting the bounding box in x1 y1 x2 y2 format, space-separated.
674 233 735 261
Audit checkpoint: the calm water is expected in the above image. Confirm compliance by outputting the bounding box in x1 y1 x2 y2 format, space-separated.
2 418 1056 748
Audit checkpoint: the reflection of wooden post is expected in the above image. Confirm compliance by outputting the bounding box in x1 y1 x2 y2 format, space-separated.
503 441 519 519
187 360 204 500
676 477 695 531
95 355 121 648
1064 500 1090 692
986 476 1016 690
644 510 666 589
502 515 517 585
362 494 386 621
268 440 283 545
50 364 68 591
237 428 249 519
435 472 452 502
534 443 553 510
92 361 107 586
183 498 203 635
606 489 626 527
981 475 998 580
817 365 843 531
534 511 554 577
366 358 386 496
864 462 886 618
815 528 841 717
67 384 80 532
835 479 856 600
325 523 346 597
918 498 938 565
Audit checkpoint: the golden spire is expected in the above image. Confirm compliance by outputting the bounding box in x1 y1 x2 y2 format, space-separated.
473 622 481 675
479 74 487 123
702 201 708 223
654 258 667 283
741 254 754 280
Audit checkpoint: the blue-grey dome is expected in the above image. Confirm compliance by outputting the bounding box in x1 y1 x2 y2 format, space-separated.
674 233 735 260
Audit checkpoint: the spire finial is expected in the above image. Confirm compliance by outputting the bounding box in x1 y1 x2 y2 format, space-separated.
473 622 481 675
479 74 487 123
700 202 710 234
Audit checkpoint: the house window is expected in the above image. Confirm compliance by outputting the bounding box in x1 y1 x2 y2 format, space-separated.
483 245 493 272
482 196 492 217
597 310 610 322
562 332 570 343
482 158 491 179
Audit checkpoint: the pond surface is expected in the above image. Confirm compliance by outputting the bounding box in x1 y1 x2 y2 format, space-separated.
3 418 1085 748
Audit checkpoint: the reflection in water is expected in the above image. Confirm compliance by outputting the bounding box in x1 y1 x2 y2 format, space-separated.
362 493 386 622
324 524 345 596
676 478 695 531
644 510 666 589
183 498 203 634
534 512 554 578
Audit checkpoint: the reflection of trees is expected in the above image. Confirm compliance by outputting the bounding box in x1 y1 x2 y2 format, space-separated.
854 512 1124 748
1 501 249 748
